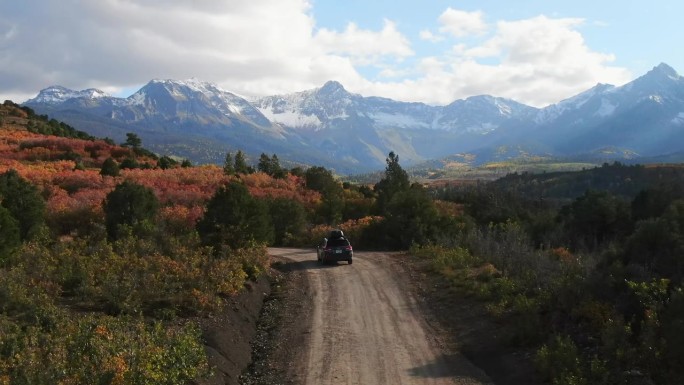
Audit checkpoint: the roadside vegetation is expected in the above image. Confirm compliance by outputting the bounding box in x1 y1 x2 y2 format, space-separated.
414 162 684 385
2 98 684 384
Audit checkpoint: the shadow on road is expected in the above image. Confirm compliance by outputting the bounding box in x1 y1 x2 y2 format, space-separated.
407 354 490 381
269 249 315 258
273 258 344 272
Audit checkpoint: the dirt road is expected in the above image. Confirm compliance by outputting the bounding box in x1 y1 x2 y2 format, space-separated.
268 248 493 385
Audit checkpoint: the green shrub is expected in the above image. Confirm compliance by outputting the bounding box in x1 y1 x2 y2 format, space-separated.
411 244 477 273
0 314 210 385
507 294 545 346
0 205 20 263
535 335 586 385
6 233 262 317
0 268 60 327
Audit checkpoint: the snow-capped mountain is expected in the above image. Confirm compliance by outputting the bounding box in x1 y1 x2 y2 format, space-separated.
254 81 360 131
251 80 535 167
526 63 684 155
24 79 311 168
253 80 534 134
22 63 684 173
29 85 111 104
122 79 277 130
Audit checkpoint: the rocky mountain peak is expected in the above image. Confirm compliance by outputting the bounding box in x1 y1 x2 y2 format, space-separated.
27 85 110 104
317 81 348 96
652 62 679 78
632 62 681 92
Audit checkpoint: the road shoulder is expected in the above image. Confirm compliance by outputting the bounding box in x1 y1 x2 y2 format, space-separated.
393 252 544 385
239 255 314 385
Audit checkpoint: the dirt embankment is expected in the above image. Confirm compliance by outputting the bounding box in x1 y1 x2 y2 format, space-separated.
195 277 271 385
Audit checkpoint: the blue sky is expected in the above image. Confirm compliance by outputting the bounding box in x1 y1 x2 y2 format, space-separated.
313 0 681 77
0 1 681 107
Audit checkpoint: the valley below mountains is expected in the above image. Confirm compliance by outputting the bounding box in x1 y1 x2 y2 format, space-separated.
23 63 684 174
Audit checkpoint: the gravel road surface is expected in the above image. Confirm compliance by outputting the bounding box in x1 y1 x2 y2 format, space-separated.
268 247 493 385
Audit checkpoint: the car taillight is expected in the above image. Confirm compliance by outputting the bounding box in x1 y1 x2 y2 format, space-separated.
324 248 331 252
345 246 352 251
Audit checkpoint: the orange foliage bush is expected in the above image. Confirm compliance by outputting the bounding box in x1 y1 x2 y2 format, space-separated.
240 172 320 208
305 216 384 245
0 127 328 235
122 166 227 205
434 200 464 217
550 247 579 265
160 205 205 231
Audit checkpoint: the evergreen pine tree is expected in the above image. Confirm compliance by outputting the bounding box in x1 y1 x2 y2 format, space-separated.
0 169 46 240
197 181 273 250
374 152 410 215
234 150 250 174
103 180 159 240
123 132 142 148
223 152 235 175
100 157 120 176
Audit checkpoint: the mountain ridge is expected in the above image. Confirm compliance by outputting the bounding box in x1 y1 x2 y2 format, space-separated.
23 63 684 173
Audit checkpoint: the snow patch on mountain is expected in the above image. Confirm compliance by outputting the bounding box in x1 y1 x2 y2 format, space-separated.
473 123 498 134
28 86 110 104
259 108 322 129
126 90 147 106
535 83 615 124
494 99 513 115
370 112 430 129
595 99 617 117
649 95 664 104
672 112 684 125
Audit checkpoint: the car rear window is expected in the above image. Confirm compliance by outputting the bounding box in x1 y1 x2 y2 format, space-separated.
327 238 350 247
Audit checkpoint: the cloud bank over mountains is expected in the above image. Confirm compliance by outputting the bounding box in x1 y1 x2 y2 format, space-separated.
1 0 631 107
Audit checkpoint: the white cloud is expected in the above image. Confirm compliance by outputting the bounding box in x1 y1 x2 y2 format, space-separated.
438 8 488 37
314 19 414 62
419 29 443 43
377 67 412 79
461 15 631 106
358 14 632 107
0 0 394 101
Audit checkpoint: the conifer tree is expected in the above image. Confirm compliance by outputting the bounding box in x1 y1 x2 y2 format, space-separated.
223 152 235 175
100 157 120 176
374 152 410 215
305 166 344 224
197 181 273 250
157 156 177 170
103 180 159 240
234 150 250 174
0 169 46 240
123 132 142 148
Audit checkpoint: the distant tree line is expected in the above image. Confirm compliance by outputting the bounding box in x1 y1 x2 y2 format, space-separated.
2 100 95 140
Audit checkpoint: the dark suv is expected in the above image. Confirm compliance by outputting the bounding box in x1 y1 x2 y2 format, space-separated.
317 230 353 264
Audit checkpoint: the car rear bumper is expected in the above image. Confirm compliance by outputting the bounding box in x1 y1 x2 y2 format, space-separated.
322 252 353 262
